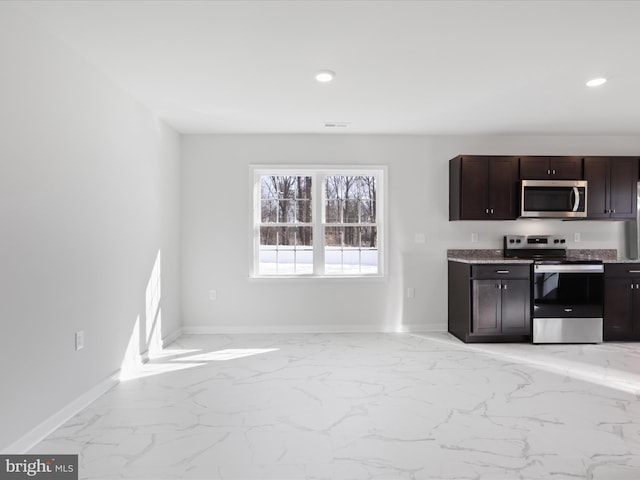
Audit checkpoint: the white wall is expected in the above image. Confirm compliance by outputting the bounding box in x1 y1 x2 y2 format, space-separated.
0 4 181 451
181 134 640 333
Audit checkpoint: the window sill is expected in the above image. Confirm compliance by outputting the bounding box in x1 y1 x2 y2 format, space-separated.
248 274 387 282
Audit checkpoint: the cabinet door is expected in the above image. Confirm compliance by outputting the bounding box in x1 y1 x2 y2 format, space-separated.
604 277 634 339
584 157 610 219
500 279 531 334
609 157 638 219
460 157 489 220
471 280 501 334
549 156 583 179
633 286 640 338
519 156 549 179
488 157 518 219
520 156 582 180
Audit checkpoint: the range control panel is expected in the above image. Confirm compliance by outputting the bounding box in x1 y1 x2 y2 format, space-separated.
504 235 567 250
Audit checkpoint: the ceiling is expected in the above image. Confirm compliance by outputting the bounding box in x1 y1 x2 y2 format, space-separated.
14 0 640 135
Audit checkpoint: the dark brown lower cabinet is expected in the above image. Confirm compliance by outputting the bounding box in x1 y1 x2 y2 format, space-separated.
604 264 640 341
448 261 531 343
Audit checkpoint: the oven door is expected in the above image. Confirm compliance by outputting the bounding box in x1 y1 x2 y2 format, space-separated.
532 264 604 318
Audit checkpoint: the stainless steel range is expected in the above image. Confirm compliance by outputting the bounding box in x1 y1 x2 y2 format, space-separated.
504 235 604 344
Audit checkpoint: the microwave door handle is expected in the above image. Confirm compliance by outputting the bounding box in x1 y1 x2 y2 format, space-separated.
572 187 580 212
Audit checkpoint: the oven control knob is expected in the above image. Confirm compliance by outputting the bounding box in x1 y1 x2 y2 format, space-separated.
509 239 515 243
554 239 559 244
560 239 566 243
516 239 521 243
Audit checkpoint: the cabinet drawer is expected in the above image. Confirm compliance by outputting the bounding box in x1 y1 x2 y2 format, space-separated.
605 264 640 278
471 264 530 279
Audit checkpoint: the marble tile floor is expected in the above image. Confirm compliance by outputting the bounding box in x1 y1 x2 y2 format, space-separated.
31 332 640 480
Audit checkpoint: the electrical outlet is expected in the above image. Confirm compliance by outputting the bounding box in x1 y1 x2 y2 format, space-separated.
75 331 84 351
471 232 479 243
574 232 581 243
407 287 415 299
209 290 217 301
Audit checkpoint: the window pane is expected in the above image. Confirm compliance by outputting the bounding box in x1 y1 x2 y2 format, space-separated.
344 199 359 223
325 199 341 223
324 226 378 274
360 199 376 223
295 198 312 223
325 175 376 224
259 226 313 274
261 199 278 223
261 175 312 224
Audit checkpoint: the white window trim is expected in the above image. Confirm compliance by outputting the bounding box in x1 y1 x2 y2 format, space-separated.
249 165 388 279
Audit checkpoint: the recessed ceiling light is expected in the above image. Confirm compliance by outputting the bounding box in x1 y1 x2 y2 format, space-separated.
315 70 336 83
586 77 607 87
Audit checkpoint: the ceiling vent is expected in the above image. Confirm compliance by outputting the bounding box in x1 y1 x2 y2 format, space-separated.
324 122 350 128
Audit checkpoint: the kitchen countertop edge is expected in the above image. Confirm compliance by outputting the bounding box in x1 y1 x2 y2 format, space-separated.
448 257 533 264
448 248 624 264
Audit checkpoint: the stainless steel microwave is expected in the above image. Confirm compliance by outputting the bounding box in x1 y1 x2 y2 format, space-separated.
521 180 587 218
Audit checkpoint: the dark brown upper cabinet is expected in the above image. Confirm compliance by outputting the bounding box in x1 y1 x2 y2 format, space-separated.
449 155 519 220
519 156 583 180
584 156 638 220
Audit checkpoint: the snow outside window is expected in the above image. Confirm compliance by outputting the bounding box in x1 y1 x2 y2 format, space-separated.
252 167 385 277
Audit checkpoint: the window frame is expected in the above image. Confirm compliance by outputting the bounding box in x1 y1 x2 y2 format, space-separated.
250 165 387 279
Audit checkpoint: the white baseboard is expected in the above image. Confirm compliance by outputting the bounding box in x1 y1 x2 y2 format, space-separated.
4 372 120 454
396 323 447 333
181 323 447 335
162 327 183 346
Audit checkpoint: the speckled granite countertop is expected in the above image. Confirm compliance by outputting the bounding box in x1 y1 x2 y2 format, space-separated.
448 249 620 264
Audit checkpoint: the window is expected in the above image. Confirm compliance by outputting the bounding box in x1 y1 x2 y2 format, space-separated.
252 166 386 277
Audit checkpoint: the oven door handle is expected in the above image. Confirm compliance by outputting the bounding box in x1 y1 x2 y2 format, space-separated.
571 186 580 212
535 264 604 273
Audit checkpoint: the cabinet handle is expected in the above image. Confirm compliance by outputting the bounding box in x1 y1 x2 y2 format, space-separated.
547 169 551 175
632 284 635 289
490 208 494 214
612 209 616 214
485 208 489 214
503 284 508 290
628 270 640 273
496 270 510 274
564 308 573 312
552 169 556 175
